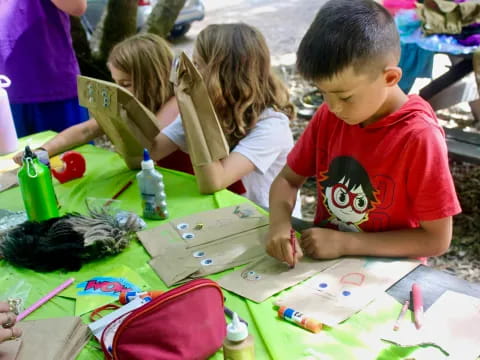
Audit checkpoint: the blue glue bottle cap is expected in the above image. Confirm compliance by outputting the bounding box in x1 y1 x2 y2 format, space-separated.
141 149 154 170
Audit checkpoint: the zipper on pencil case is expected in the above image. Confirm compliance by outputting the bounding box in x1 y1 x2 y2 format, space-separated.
111 278 224 358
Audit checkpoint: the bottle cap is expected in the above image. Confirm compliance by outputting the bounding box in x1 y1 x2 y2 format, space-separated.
23 146 37 160
226 312 248 342
141 149 154 170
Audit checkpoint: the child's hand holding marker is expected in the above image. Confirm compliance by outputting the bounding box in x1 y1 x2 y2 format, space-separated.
266 226 303 267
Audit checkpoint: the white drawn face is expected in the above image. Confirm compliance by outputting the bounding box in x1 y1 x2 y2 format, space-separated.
325 177 369 224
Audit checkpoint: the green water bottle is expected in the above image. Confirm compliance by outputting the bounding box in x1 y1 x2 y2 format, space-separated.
17 146 59 221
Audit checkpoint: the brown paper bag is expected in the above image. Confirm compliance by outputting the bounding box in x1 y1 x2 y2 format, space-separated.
0 338 21 360
218 256 339 303
137 203 268 286
77 75 160 170
172 52 229 166
15 316 90 360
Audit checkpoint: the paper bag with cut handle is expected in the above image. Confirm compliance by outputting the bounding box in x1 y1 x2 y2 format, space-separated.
1 316 91 360
77 75 160 170
137 203 268 286
171 52 229 166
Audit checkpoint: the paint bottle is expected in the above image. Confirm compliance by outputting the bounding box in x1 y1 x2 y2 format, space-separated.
136 149 168 220
223 312 255 360
0 75 18 155
277 306 322 333
17 146 59 221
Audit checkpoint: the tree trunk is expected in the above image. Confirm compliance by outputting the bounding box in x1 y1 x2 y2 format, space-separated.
144 0 187 38
70 16 110 80
98 0 138 65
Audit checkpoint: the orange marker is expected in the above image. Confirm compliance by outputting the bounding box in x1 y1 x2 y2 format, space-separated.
278 306 322 333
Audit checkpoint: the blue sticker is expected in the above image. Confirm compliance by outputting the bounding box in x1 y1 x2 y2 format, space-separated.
342 290 351 296
76 277 141 297
319 282 328 289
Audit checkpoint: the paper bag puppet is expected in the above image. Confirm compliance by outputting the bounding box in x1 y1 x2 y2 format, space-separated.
77 75 159 170
171 52 229 166
137 203 267 286
382 290 480 360
218 255 339 303
274 257 420 326
12 317 90 360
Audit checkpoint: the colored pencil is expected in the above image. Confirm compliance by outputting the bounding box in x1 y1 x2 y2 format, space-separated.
17 278 75 321
290 228 296 268
393 299 409 331
412 283 424 329
104 180 133 206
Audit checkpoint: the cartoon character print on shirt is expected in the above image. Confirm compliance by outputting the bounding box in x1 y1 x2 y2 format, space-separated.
318 156 379 232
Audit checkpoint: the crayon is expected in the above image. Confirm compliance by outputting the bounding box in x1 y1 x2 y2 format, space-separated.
393 299 409 331
278 306 322 333
412 283 424 329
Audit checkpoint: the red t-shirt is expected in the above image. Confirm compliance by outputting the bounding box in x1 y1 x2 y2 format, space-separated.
287 95 461 232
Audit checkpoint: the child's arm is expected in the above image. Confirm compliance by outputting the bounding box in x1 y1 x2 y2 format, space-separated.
51 0 87 16
193 153 256 194
154 97 179 130
149 133 180 161
266 165 307 266
300 216 452 259
13 119 103 165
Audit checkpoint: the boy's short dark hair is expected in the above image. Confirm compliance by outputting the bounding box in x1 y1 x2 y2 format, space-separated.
297 0 400 81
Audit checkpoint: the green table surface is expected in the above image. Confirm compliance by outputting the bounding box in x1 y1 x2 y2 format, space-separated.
0 132 444 360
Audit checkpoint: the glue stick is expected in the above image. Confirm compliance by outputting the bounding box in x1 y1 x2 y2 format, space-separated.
278 306 322 333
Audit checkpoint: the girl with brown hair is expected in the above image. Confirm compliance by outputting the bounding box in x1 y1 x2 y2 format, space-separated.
150 23 301 215
13 33 192 173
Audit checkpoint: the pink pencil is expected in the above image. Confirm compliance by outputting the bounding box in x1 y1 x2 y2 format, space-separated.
17 278 75 321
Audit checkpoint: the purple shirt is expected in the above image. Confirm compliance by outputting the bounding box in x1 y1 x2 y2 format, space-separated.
0 0 80 103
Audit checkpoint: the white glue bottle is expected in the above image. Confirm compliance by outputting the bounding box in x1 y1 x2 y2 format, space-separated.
223 312 255 360
0 75 18 155
136 149 168 220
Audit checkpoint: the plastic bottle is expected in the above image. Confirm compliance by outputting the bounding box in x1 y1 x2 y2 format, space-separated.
17 146 59 221
223 312 255 360
0 75 18 155
136 149 168 220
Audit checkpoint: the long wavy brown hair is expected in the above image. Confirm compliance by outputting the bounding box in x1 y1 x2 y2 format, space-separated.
195 23 295 146
108 33 174 114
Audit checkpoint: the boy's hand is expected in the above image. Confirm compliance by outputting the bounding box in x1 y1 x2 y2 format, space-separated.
266 226 303 267
300 228 346 259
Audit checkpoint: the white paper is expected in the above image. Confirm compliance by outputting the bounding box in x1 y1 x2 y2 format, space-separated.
382 290 480 360
275 257 420 326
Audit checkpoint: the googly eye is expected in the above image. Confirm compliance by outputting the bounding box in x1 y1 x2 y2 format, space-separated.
200 258 213 266
193 251 205 258
342 290 351 297
182 232 195 240
248 271 256 276
254 275 261 280
319 282 328 289
177 223 189 230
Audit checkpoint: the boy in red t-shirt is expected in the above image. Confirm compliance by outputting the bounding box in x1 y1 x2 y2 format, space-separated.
266 0 461 266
